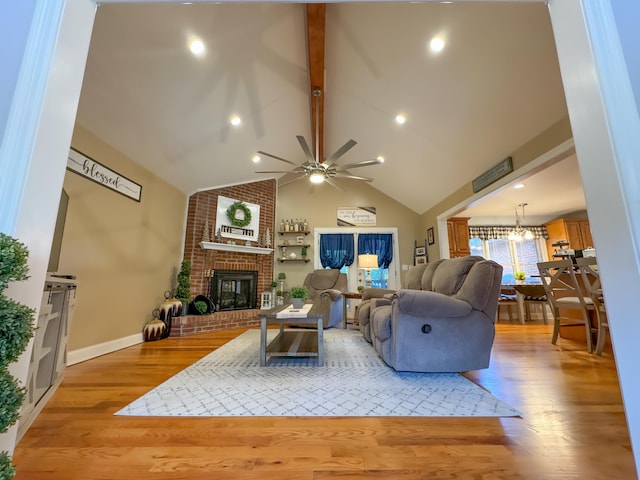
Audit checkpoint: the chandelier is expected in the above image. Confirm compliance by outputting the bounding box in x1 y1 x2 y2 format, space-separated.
507 203 534 242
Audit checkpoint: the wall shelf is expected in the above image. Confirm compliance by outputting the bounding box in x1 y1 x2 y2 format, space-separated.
277 258 310 263
200 241 274 255
278 231 310 235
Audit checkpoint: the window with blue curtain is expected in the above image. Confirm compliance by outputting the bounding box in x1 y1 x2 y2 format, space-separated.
319 234 355 269
357 233 393 268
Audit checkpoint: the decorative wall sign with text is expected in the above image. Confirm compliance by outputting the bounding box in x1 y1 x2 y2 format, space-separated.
67 148 142 202
337 207 376 226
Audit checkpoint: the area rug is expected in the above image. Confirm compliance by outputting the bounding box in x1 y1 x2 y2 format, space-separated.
116 329 520 417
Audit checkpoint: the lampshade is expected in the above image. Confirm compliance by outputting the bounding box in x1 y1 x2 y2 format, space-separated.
358 254 378 269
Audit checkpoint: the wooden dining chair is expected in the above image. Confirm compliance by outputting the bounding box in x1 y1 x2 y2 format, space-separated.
537 259 597 353
576 257 609 355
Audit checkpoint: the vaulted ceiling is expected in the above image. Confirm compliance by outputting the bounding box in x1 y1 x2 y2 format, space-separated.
76 2 574 216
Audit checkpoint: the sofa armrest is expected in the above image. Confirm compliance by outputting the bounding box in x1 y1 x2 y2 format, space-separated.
394 289 472 317
370 297 392 309
362 287 395 301
319 288 343 302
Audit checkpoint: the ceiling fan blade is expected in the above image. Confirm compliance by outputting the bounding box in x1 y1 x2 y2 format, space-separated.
325 139 357 166
296 135 316 165
278 175 308 188
255 170 299 174
336 158 384 171
324 176 344 191
257 150 299 166
334 173 374 182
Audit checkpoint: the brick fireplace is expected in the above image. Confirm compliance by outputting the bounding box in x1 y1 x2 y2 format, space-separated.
170 179 276 337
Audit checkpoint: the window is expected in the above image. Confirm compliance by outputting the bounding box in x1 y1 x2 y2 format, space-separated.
470 237 547 284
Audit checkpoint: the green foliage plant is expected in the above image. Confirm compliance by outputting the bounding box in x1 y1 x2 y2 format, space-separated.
514 271 527 281
290 286 309 301
0 233 36 479
277 272 286 280
194 300 208 315
175 260 191 304
301 246 307 257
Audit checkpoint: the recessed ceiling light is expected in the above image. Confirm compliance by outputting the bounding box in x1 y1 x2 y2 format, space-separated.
230 115 241 126
395 114 406 125
513 183 525 189
430 36 445 53
252 155 261 163
189 38 206 57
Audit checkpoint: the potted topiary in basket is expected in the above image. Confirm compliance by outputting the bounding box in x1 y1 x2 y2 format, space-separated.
175 260 191 315
290 286 309 309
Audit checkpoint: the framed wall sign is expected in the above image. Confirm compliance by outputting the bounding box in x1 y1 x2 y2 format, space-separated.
67 148 142 202
427 227 435 245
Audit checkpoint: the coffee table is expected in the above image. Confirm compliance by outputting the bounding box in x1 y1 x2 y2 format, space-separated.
259 303 324 366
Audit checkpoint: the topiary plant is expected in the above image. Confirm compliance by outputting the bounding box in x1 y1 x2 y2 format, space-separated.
175 260 191 306
0 233 36 479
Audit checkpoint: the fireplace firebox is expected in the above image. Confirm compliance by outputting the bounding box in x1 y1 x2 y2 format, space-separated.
210 270 258 311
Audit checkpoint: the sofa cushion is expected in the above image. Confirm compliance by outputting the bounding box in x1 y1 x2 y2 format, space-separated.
370 305 393 342
431 256 483 295
308 269 340 290
403 263 428 289
421 259 445 291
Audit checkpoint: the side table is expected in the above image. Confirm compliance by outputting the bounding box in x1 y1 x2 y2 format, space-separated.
342 291 363 329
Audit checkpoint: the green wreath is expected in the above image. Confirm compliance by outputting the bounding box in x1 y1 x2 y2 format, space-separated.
226 201 252 228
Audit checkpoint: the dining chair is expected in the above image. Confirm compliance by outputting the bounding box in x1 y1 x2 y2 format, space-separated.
497 286 519 322
576 257 609 355
514 284 549 324
537 259 597 353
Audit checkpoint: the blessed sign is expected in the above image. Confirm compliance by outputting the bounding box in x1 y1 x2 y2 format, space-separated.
67 148 142 202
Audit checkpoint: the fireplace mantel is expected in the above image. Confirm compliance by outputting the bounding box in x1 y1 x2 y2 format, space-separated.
199 241 273 255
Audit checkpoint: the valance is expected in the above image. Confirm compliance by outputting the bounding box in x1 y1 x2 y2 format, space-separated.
468 225 549 240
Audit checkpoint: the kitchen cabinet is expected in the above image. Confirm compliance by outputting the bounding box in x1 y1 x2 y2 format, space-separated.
447 217 470 258
544 218 593 259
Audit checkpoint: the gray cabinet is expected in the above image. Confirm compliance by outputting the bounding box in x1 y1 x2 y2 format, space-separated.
18 275 76 440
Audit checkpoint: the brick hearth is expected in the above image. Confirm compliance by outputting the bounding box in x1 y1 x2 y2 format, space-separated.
177 179 276 335
170 309 261 337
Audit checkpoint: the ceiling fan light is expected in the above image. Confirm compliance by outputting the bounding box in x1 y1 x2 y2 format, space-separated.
309 172 325 184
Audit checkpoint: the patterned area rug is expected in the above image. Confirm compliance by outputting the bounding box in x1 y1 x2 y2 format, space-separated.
116 329 520 417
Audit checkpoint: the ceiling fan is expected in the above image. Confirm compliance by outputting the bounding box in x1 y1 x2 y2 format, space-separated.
255 89 383 190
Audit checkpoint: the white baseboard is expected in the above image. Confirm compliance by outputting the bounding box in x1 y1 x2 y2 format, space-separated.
67 333 143 366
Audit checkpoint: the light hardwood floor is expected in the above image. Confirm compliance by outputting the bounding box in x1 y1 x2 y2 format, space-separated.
13 323 637 479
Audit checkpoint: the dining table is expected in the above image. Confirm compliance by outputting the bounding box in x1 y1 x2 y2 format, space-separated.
500 278 546 324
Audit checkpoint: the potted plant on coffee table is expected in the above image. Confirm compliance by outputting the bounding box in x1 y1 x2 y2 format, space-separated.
290 286 309 309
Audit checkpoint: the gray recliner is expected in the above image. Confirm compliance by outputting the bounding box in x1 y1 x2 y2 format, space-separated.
367 256 503 372
302 269 346 328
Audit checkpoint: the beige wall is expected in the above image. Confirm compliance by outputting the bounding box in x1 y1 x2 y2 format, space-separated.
420 116 574 261
59 126 187 350
276 178 421 288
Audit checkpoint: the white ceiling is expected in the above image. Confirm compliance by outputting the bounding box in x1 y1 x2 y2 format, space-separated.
76 2 579 216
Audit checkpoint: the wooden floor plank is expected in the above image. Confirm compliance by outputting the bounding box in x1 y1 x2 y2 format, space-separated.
13 324 637 479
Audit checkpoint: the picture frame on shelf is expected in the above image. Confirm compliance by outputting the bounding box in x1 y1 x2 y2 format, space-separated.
415 255 427 265
415 246 425 256
427 227 435 245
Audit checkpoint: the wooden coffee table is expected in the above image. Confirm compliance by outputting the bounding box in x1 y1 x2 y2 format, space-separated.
258 303 324 366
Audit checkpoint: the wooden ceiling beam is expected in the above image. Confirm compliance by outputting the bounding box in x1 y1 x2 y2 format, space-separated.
305 3 326 163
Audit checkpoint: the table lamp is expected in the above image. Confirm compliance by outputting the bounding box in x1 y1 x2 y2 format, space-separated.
358 254 379 287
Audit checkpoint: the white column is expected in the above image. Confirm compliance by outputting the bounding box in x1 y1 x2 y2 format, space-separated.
0 0 96 456
549 0 640 472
